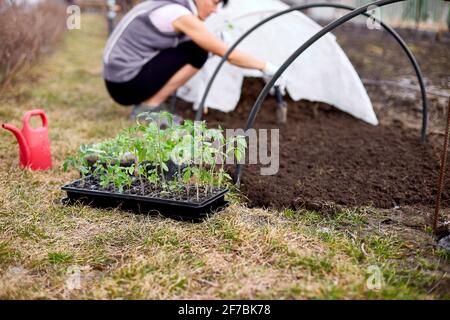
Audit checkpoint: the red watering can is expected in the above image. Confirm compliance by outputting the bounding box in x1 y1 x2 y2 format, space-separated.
2 109 52 171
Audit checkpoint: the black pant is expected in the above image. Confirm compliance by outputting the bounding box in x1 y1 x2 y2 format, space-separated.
105 41 208 106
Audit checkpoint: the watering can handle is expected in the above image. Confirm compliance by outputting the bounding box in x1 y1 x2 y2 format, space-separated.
23 109 48 130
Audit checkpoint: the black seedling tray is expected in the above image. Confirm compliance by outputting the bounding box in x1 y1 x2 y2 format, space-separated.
61 178 229 222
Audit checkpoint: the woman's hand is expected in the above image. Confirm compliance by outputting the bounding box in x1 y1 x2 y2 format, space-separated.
261 62 288 95
262 62 280 78
173 15 266 71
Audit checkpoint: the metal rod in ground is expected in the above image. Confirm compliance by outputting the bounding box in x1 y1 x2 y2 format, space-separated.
433 98 450 234
169 91 178 113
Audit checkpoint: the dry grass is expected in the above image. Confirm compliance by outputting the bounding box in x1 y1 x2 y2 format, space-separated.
0 1 66 88
0 14 449 300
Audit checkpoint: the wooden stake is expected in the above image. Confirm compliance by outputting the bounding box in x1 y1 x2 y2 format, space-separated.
434 98 450 234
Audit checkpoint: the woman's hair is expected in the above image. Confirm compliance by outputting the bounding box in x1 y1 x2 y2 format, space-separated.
222 0 229 7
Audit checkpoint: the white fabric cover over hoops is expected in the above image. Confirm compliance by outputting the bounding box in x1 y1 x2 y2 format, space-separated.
177 0 378 125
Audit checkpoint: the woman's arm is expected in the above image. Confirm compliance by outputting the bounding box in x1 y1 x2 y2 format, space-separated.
172 15 266 71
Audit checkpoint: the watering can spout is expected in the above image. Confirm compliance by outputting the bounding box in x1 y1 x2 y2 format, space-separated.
2 123 31 168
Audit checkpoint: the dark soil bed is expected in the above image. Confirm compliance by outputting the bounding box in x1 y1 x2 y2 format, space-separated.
178 78 449 210
177 26 450 210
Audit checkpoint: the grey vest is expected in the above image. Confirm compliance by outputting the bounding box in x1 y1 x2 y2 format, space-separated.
103 0 192 83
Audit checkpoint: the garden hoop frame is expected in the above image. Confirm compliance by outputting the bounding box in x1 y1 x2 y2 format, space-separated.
193 2 428 139
234 0 430 186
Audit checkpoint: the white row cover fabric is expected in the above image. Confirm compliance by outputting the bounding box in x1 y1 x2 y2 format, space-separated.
177 0 378 125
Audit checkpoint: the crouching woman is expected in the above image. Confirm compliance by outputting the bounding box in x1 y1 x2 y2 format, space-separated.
103 0 279 121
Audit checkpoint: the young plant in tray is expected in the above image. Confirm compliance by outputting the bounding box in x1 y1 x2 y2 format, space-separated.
63 112 247 204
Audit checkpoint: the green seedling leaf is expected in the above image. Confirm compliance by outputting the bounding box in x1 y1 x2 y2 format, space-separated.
235 149 243 162
63 156 77 172
183 168 192 184
80 166 90 176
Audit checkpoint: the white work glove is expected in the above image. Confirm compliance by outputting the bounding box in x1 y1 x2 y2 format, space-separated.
261 62 287 95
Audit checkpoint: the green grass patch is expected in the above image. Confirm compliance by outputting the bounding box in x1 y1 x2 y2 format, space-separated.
0 241 21 264
48 252 74 265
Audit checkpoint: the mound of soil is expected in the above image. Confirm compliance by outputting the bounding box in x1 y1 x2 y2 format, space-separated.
179 78 450 210
177 26 450 210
